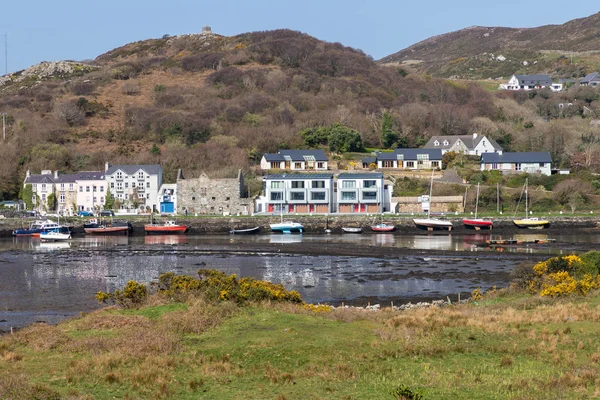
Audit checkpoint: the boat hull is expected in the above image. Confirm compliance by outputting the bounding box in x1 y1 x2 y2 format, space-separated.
342 227 363 234
371 224 395 232
144 225 188 235
40 232 71 241
463 219 493 230
270 223 303 234
230 227 261 234
513 219 550 229
84 226 130 235
413 219 453 231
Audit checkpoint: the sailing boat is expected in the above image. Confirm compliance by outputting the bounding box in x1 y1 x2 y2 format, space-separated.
413 170 453 231
513 178 550 229
463 183 493 230
269 184 303 233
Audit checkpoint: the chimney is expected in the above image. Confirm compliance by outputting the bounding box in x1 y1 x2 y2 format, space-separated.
176 169 184 180
26 170 30 178
54 170 58 179
105 162 110 172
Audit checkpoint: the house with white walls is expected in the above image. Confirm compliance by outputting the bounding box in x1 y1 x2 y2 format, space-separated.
260 150 328 171
104 163 162 213
424 133 502 155
480 152 552 176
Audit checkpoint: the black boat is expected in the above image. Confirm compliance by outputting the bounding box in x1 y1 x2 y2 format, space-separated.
229 226 261 235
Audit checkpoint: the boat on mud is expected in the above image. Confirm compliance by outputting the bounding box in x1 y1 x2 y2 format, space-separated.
463 183 493 230
413 170 453 232
270 221 303 234
370 223 395 232
144 220 189 235
40 230 72 241
342 227 363 234
84 218 133 235
513 179 549 229
13 219 63 237
230 226 261 235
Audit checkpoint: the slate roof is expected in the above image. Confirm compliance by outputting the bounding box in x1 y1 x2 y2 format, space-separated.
105 164 162 176
264 173 334 180
580 72 600 84
424 135 502 151
263 150 328 162
338 173 383 179
481 152 552 164
25 171 106 185
24 174 55 184
361 157 377 164
514 74 552 86
377 148 443 161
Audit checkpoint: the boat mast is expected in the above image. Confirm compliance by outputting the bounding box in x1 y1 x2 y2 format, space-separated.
428 169 434 218
475 183 479 219
525 178 528 217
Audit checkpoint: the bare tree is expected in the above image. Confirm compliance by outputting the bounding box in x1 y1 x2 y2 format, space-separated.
54 101 86 127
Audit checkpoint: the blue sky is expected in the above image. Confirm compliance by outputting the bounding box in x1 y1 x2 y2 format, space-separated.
2 1 599 73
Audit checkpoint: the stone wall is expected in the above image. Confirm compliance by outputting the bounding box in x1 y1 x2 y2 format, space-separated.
177 170 252 216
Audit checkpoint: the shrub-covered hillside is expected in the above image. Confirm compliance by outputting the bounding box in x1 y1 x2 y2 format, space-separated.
1 29 600 200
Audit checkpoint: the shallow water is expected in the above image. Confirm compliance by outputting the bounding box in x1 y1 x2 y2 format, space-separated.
0 233 598 331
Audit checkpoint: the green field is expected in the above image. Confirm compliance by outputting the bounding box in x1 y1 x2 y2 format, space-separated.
2 287 600 399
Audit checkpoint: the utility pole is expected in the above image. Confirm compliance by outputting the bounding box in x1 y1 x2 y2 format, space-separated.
497 183 499 214
2 113 5 140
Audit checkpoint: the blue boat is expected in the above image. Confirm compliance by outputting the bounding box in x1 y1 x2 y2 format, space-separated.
270 221 303 234
13 219 63 237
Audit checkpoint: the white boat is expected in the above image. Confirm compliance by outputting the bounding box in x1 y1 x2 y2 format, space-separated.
513 178 549 229
413 170 453 232
342 227 363 234
270 221 304 234
40 230 72 241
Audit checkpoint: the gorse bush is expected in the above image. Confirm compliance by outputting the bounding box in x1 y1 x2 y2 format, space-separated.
523 254 600 297
98 269 303 308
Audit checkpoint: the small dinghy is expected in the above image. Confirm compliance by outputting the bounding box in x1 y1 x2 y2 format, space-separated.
342 227 363 234
230 226 261 235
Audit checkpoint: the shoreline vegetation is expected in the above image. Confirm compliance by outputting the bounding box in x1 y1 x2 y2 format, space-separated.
2 255 600 399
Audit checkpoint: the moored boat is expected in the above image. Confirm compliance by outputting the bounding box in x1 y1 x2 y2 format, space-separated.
145 220 189 235
413 218 453 231
342 227 363 234
84 218 133 235
513 218 550 229
230 226 261 235
40 230 72 241
463 183 493 230
370 223 395 232
270 221 303 234
13 219 61 237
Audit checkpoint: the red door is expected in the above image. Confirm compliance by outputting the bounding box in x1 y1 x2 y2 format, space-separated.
268 204 274 213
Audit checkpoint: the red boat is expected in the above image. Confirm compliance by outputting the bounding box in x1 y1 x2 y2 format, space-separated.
144 220 189 235
370 223 395 232
462 218 493 230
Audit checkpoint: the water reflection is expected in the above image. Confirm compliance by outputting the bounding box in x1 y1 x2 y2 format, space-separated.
39 242 71 251
269 234 303 244
144 235 188 245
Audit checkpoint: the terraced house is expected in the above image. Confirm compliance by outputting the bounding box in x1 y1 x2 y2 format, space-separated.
104 163 162 212
337 173 385 213
257 173 334 214
260 150 328 171
363 149 443 170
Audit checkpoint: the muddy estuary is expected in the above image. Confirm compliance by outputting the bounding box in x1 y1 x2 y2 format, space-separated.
1 232 599 331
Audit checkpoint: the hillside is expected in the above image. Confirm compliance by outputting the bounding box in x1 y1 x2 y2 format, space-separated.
0 28 599 202
380 12 600 79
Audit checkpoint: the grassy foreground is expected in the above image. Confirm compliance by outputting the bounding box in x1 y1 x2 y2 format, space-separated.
1 288 600 400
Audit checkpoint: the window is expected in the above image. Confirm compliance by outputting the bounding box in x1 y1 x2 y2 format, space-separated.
110 183 114 189
41 194 46 202
146 182 150 188
32 184 37 191
100 197 104 203
93 197 97 203
146 194 150 199
362 192 377 201
443 140 449 146
132 182 136 188
60 184 65 191
364 180 377 188
341 191 356 201
539 163 545 167
417 154 429 161
226 197 230 201
434 140 439 146
124 194 128 200
294 162 302 169
515 163 522 171
69 183 74 191
491 163 498 169
341 180 355 189
138 171 144 179
124 183 128 188
270 162 280 169
100 186 104 192
290 192 305 201
93 186 97 192
192 196 196 201
270 192 283 201
86 186 90 192
317 162 325 169
382 160 394 168
79 186 83 192
406 161 415 168
116 172 122 179
200 188 207 196
59 194 65 204
291 181 305 189
311 192 326 201
271 181 282 189
312 181 325 189
41 184 46 192
116 182 122 190
431 161 439 168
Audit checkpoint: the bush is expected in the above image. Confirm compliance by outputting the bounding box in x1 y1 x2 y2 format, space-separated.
110 62 142 80
121 81 141 96
70 81 96 95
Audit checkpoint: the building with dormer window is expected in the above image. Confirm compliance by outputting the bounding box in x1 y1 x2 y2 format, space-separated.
362 149 443 170
104 163 162 212
424 133 502 155
260 150 328 171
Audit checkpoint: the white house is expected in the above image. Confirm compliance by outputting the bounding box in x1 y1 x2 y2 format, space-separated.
337 173 385 213
424 133 503 156
499 74 562 92
158 183 177 214
75 171 108 213
480 152 552 176
24 170 58 213
257 173 334 214
364 149 444 169
260 150 328 171
104 163 162 212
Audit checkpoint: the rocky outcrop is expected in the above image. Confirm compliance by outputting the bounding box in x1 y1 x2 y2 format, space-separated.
0 61 98 88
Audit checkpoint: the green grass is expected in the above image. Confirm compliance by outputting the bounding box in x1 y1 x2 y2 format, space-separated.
2 291 600 399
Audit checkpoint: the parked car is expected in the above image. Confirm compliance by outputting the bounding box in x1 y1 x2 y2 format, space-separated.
77 210 94 217
100 210 115 217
